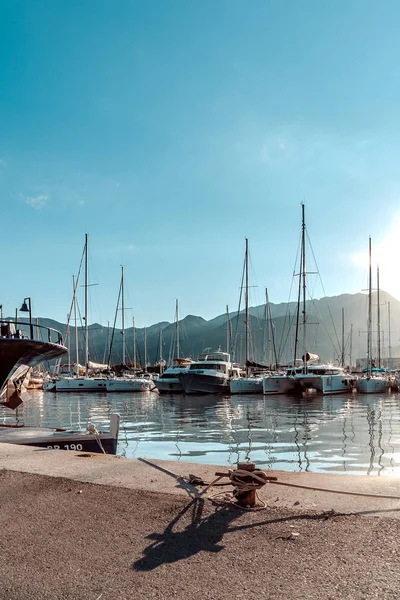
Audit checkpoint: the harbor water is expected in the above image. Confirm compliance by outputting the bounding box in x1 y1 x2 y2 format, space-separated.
1 390 400 475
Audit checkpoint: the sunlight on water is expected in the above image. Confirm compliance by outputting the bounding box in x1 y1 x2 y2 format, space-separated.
1 390 400 475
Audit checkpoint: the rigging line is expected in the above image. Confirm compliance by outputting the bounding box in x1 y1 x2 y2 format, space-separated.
63 244 86 340
232 250 246 359
277 232 302 361
107 277 122 366
305 230 341 354
306 294 341 359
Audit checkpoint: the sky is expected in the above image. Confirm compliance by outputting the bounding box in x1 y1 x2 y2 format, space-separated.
2 0 400 327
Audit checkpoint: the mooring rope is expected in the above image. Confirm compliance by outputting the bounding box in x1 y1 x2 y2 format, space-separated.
86 424 106 454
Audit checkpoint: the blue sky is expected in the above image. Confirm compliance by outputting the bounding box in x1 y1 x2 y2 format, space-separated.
1 0 400 327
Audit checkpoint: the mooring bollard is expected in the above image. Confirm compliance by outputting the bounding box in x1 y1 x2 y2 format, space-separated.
214 462 277 508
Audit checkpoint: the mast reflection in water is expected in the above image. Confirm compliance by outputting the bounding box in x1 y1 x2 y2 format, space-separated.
1 390 400 475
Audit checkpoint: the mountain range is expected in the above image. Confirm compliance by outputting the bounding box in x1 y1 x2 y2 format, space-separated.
12 291 400 369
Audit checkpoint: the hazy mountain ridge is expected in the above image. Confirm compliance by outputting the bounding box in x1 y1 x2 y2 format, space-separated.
10 291 400 367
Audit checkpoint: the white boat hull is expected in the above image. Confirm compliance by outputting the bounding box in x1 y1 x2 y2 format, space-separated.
263 376 287 395
357 377 387 394
56 377 107 392
106 378 154 392
230 377 263 394
155 378 184 394
279 373 356 395
178 372 230 395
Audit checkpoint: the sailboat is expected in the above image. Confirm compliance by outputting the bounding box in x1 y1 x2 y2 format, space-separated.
230 239 266 394
263 204 355 395
56 234 108 392
155 299 193 394
357 239 388 394
106 266 155 392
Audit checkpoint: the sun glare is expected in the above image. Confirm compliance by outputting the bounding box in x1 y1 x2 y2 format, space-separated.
351 215 400 300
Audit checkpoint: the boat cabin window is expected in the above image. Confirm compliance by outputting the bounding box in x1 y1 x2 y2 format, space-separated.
189 363 226 372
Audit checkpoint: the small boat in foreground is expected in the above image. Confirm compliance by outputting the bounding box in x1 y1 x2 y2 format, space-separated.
0 414 120 453
0 316 119 454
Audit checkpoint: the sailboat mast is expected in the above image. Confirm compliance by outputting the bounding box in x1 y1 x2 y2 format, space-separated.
121 266 125 365
175 299 179 359
245 238 249 375
301 204 307 374
377 265 381 368
266 287 272 368
341 307 345 367
388 301 392 370
159 328 163 375
226 305 230 354
133 317 136 371
349 323 353 371
367 237 372 374
144 326 147 372
73 275 79 372
84 233 89 376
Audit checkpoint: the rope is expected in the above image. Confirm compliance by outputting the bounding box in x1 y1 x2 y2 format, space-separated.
86 424 106 454
137 458 400 502
268 479 400 500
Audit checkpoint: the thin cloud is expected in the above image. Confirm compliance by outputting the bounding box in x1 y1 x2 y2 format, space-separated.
24 194 48 210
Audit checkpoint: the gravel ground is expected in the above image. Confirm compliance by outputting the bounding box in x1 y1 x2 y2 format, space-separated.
0 469 399 600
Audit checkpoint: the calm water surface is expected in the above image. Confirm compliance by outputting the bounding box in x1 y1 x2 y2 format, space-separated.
1 390 400 475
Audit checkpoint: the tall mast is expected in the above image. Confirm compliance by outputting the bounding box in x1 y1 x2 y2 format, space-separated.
367 237 372 374
341 307 345 367
121 266 125 365
226 305 230 354
266 287 272 368
377 265 381 368
349 323 353 371
388 301 392 370
73 274 79 372
245 238 249 375
175 299 179 359
144 326 147 371
84 233 89 376
301 203 307 374
132 317 136 371
159 328 164 375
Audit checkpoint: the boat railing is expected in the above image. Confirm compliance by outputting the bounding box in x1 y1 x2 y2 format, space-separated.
0 319 64 345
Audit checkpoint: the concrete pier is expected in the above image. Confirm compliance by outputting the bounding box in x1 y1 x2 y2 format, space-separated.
1 444 400 599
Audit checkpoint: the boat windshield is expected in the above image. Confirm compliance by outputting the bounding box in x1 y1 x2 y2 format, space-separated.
189 363 226 371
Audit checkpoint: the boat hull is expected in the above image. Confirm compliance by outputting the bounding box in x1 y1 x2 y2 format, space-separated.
106 378 154 392
230 377 263 394
56 378 107 392
0 338 67 393
0 414 120 454
357 377 387 394
155 378 184 394
279 374 356 395
263 376 286 395
177 373 230 395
